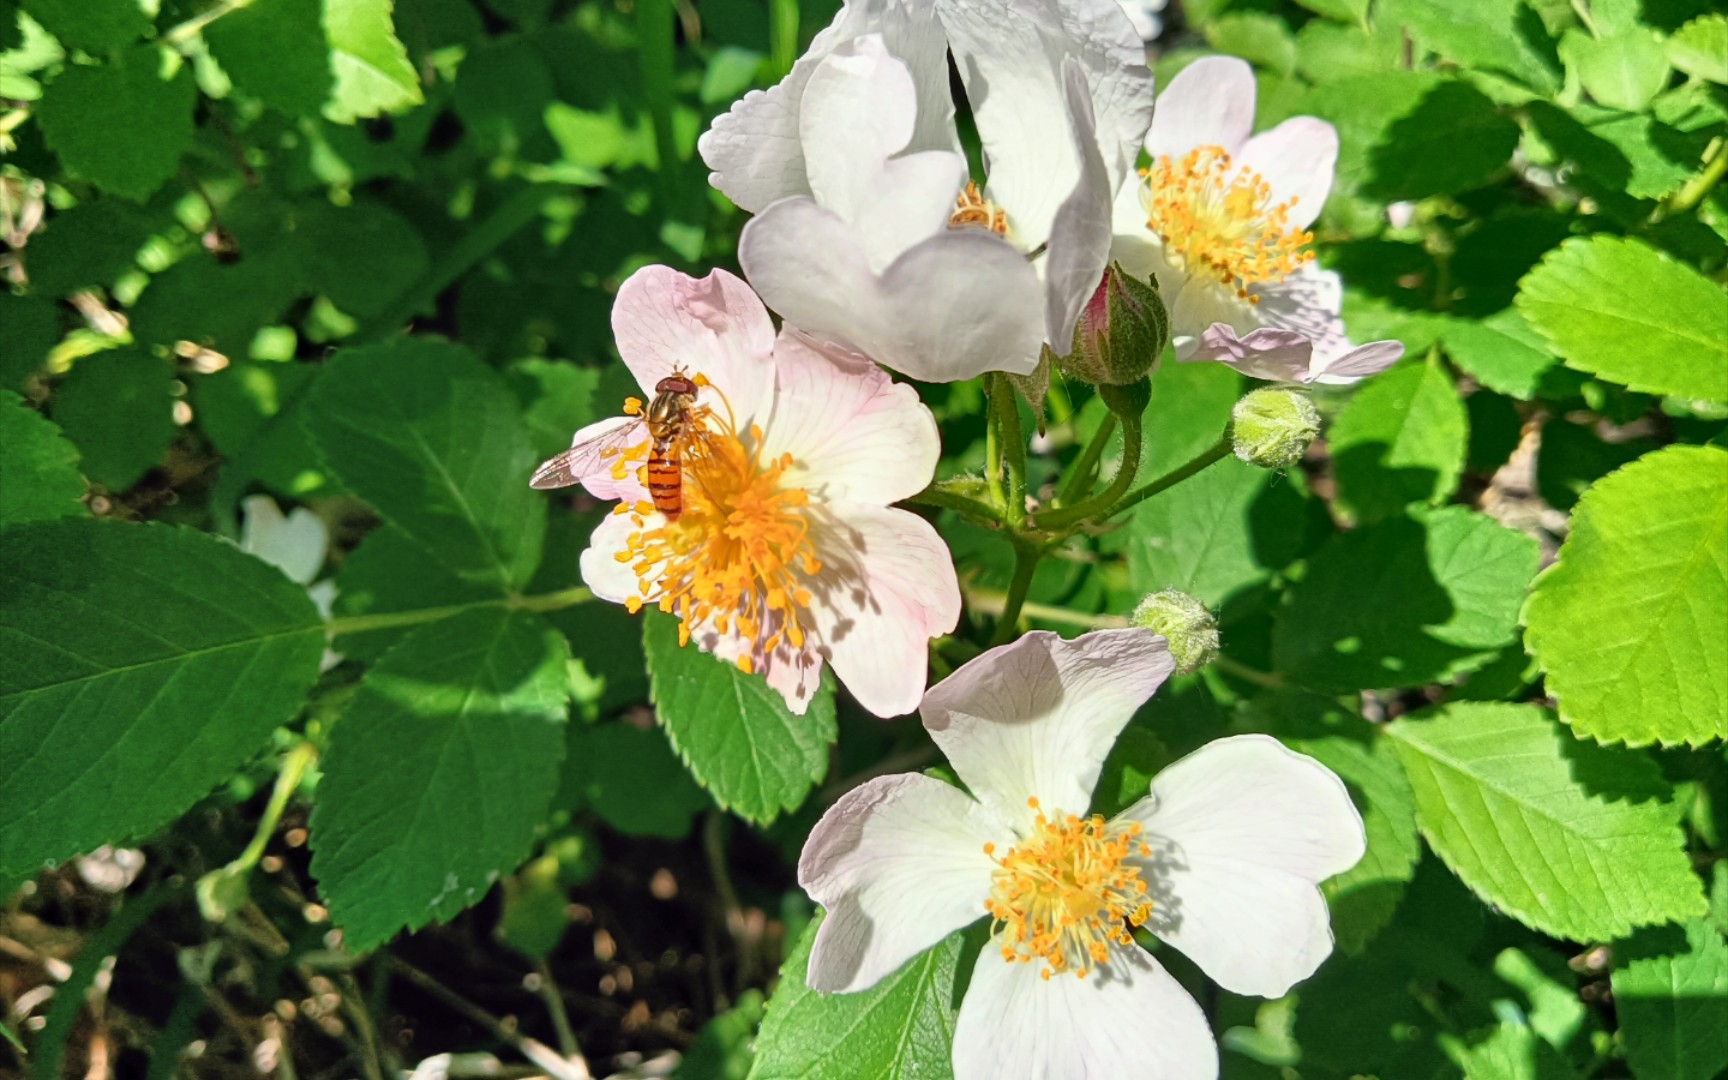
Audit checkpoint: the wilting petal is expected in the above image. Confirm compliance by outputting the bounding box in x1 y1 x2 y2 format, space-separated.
920 629 1174 827
1187 322 1316 383
1145 55 1255 163
740 198 1045 382
814 504 962 718
1120 734 1366 998
611 266 777 428
698 0 955 213
800 773 1001 992
1236 116 1338 230
800 37 969 270
762 330 940 506
1312 341 1405 384
951 944 1218 1080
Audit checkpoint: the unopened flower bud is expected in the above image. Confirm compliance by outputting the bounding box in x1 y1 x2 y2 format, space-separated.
1130 590 1219 674
1231 388 1319 470
1056 263 1169 386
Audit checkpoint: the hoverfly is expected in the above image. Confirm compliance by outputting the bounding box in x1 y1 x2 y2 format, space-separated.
530 369 706 520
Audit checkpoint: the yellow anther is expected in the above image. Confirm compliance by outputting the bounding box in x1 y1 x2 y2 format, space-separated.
949 181 1010 237
1142 145 1314 294
624 396 645 415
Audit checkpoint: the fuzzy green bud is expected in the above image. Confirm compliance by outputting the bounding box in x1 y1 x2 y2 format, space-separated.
1230 387 1320 470
1056 263 1169 386
1130 590 1219 674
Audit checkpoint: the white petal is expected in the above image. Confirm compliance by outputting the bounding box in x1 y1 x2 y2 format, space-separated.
1170 277 1254 359
611 266 777 429
800 36 968 270
240 496 327 585
761 329 941 506
739 198 1045 382
1236 116 1338 230
1146 56 1255 162
1312 341 1405 384
812 504 962 719
1122 734 1366 998
938 0 1154 243
1041 59 1116 350
697 0 955 213
578 507 658 605
799 773 1001 993
1185 322 1315 383
952 944 1218 1080
558 414 652 503
920 629 1174 827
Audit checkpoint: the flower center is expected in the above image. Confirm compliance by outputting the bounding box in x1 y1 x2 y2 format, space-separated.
613 409 821 673
983 798 1153 980
949 180 1010 237
1142 145 1315 302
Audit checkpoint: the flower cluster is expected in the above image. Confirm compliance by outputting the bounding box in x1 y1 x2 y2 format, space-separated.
529 0 1390 1072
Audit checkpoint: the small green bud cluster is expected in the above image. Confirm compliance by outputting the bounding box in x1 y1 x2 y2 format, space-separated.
1230 387 1320 470
1130 590 1219 674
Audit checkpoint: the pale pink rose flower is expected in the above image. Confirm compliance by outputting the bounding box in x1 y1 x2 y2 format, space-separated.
1112 56 1404 384
798 628 1366 1079
557 265 960 719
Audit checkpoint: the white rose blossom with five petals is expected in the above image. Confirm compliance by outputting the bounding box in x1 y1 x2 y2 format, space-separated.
561 265 961 719
699 0 1154 383
798 628 1366 1079
1112 56 1404 385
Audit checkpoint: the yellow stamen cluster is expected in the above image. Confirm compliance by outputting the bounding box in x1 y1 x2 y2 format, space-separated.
613 414 820 674
1142 145 1315 303
983 798 1153 981
949 180 1010 237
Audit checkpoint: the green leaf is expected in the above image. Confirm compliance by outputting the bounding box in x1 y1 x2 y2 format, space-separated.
1524 444 1728 747
677 989 765 1080
306 339 546 592
1379 0 1562 95
1441 309 1559 400
1387 703 1707 941
129 248 306 356
642 611 835 826
1517 236 1728 403
328 524 499 662
50 348 176 492
19 0 149 53
507 359 606 460
1612 920 1728 1080
1667 15 1728 83
309 607 570 952
37 47 197 202
0 292 60 390
1274 508 1540 692
562 722 712 840
24 198 155 297
323 0 423 123
205 0 333 117
297 198 428 318
1525 102 1715 203
1204 14 1297 77
1563 27 1673 112
0 520 325 878
1453 1023 1580 1080
0 390 84 529
1295 20 1404 83
749 915 962 1080
1124 455 1307 607
1329 358 1469 523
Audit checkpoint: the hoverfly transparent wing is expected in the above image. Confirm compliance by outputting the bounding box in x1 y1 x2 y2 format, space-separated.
530 415 648 490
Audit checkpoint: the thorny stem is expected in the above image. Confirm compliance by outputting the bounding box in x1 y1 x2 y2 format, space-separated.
987 540 1040 648
1103 434 1231 519
1035 408 1143 530
322 586 591 637
1057 413 1117 507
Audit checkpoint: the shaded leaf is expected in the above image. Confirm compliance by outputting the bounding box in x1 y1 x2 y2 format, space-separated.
0 390 84 529
19 0 148 53
1329 358 1468 523
37 47 196 201
205 0 333 116
1612 920 1728 1080
50 348 175 492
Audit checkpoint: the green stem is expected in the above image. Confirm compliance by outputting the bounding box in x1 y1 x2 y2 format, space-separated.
768 0 799 79
1658 136 1728 219
984 387 1007 512
324 586 591 637
905 486 1002 524
995 374 1028 527
163 0 253 44
236 742 316 870
1056 413 1117 506
1035 409 1142 530
1213 655 1285 690
987 541 1040 647
1103 435 1231 519
639 0 682 204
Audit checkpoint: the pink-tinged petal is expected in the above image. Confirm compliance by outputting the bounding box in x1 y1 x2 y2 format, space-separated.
739 198 1045 382
688 617 825 716
1312 341 1405 385
697 0 955 213
920 629 1174 826
611 266 777 428
550 414 652 503
799 773 1001 993
578 507 658 605
952 944 1218 1080
813 504 961 718
1146 55 1255 161
800 37 968 269
938 0 1153 242
1120 734 1366 998
761 330 940 505
1236 116 1338 230
1185 322 1316 383
1041 59 1116 350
